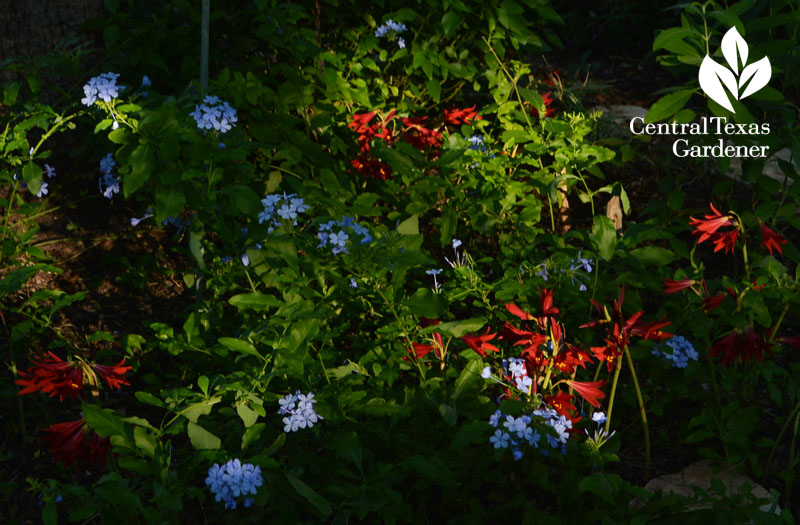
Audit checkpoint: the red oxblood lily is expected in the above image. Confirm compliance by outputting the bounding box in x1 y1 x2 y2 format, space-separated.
16 352 84 401
760 222 787 255
505 303 534 321
566 380 606 408
709 328 774 365
350 155 392 180
536 287 560 327
401 117 443 152
544 69 562 86
780 334 800 350
581 286 673 371
349 111 378 134
552 344 592 375
701 293 726 313
711 229 739 254
545 390 578 419
663 278 696 294
689 203 734 244
443 105 482 125
408 334 443 360
90 359 132 390
460 329 500 358
531 92 555 118
42 418 110 469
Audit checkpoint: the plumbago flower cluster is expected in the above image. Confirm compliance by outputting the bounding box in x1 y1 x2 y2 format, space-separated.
99 153 120 199
81 72 121 106
374 19 407 48
317 217 373 255
536 252 593 291
189 95 238 134
652 335 699 368
205 459 263 509
258 192 309 232
278 391 323 433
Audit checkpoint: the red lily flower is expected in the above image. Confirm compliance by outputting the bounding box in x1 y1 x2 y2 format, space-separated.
711 229 739 254
780 334 800 350
709 328 774 365
701 293 726 312
760 223 787 255
532 92 555 118
401 117 443 152
91 359 132 390
689 203 734 243
42 418 110 469
505 303 534 321
537 287 560 326
663 278 696 294
350 155 393 180
581 286 672 371
567 380 606 408
16 352 84 401
443 105 482 125
545 390 578 418
348 111 378 134
460 329 500 358
552 344 592 375
408 332 444 360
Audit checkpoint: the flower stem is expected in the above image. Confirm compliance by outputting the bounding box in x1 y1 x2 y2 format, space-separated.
625 346 650 481
603 350 624 436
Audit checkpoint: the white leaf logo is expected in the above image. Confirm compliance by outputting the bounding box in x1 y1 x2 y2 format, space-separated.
698 27 771 113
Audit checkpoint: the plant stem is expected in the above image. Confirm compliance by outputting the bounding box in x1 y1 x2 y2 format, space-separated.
625 346 650 481
603 349 624 436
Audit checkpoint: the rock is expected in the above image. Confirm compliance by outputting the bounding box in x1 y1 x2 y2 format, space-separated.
642 460 780 515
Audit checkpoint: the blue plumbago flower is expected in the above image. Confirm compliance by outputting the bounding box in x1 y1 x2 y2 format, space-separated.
44 164 56 178
426 268 443 276
350 278 358 288
490 429 510 449
537 263 548 281
592 411 607 425
467 135 488 153
206 459 263 510
81 72 121 106
652 335 698 368
489 409 502 427
162 216 189 233
98 154 120 199
221 256 233 263
374 19 407 38
189 96 238 134
259 192 309 233
218 142 225 149
130 210 154 227
446 238 467 268
280 390 323 433
241 253 250 266
317 217 372 255
425 268 444 291
141 75 151 87
36 182 48 198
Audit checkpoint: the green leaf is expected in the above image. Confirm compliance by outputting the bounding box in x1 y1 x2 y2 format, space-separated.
433 317 487 338
124 143 155 197
591 215 617 261
22 161 43 196
182 397 221 423
629 246 679 266
439 403 457 425
82 403 128 438
286 474 332 517
404 287 448 318
645 89 695 123
197 376 209 396
397 214 419 235
187 421 221 450
453 359 485 401
221 184 261 216
189 229 205 269
442 11 460 38
237 404 259 428
427 78 441 103
228 292 280 311
218 337 262 359
653 28 697 52
135 391 165 408
242 423 265 451
155 184 185 225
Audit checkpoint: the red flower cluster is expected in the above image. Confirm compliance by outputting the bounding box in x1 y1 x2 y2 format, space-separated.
662 278 727 313
689 203 739 254
16 352 131 469
15 352 84 401
443 105 482 125
532 91 556 119
581 287 672 372
760 222 787 255
349 106 480 180
709 327 774 365
42 419 110 469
